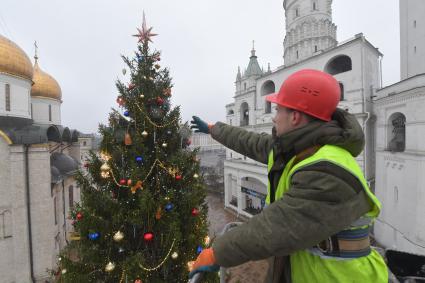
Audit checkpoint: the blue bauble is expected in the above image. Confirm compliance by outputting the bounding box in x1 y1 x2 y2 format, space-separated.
196 245 203 254
124 111 130 117
165 203 174 212
136 156 143 164
88 232 100 240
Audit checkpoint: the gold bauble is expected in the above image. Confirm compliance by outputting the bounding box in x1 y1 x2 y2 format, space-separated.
162 143 167 148
140 93 144 98
100 163 110 172
101 171 110 178
171 252 178 259
204 236 211 245
61 269 67 274
141 130 148 137
193 173 199 179
113 231 124 242
105 262 116 272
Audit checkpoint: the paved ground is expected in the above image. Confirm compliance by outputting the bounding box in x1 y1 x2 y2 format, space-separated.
206 193 269 283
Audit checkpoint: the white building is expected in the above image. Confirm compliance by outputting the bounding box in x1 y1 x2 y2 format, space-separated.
373 0 425 256
222 0 425 255
0 35 81 282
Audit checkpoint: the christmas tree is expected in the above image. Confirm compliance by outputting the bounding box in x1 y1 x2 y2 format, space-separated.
55 14 216 283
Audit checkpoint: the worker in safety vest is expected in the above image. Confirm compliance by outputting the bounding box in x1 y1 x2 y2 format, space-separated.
189 69 388 282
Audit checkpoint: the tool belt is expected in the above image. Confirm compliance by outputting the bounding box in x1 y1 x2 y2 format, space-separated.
316 227 371 258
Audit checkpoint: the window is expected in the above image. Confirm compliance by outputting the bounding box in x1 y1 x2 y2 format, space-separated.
314 45 318 52
5 84 10 111
325 55 352 75
414 46 417 53
387 112 406 152
414 20 417 28
240 102 249 126
69 185 74 209
265 101 272 114
295 8 299 18
54 197 57 225
296 50 299 59
31 103 33 119
244 82 247 91
339 82 344 101
261 81 275 96
1 210 13 238
49 105 52 121
230 119 232 125
312 1 317 10
83 141 87 146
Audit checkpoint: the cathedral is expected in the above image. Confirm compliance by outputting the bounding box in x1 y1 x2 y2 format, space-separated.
223 0 425 256
0 35 81 281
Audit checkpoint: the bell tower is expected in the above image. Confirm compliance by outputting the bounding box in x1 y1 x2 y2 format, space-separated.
283 0 337 66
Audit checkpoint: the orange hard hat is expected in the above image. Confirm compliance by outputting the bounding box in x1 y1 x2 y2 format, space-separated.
266 69 340 121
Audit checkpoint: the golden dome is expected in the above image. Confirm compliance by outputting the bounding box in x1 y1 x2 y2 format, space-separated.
31 60 62 101
0 34 34 81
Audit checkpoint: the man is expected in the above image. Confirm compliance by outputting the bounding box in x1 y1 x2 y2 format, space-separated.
189 69 388 282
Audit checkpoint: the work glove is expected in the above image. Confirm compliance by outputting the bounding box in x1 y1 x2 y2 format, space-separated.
190 116 213 134
188 248 219 279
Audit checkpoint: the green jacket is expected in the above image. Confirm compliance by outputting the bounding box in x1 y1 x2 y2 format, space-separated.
210 109 374 283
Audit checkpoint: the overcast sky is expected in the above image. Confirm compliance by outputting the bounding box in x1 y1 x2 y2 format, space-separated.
1 0 399 133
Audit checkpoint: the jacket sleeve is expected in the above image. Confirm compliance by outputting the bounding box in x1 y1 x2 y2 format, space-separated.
210 122 274 164
212 169 372 267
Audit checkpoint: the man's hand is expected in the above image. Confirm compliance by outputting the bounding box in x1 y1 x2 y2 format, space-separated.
190 116 212 134
188 248 219 279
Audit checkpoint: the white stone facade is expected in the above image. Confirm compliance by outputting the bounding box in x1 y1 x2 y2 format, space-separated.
0 74 32 119
31 97 62 125
284 0 337 66
400 0 425 80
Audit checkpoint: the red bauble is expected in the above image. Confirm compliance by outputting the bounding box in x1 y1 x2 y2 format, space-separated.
134 279 142 283
76 212 83 220
144 232 154 242
186 139 192 146
119 179 127 185
84 163 89 168
191 208 199 216
116 96 125 106
127 83 136 91
156 97 164 105
175 175 182 180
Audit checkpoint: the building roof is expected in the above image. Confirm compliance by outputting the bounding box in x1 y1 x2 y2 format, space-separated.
244 48 263 78
51 152 79 182
31 59 62 101
0 117 79 145
0 34 33 81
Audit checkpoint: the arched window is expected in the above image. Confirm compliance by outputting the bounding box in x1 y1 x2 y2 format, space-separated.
261 81 275 114
325 55 352 75
339 82 344 101
387 112 406 152
227 109 234 115
240 102 249 126
5 84 10 111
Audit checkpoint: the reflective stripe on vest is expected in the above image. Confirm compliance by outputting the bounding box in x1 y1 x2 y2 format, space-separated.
266 145 388 282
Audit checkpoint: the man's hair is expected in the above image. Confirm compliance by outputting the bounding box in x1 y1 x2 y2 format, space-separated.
284 108 319 123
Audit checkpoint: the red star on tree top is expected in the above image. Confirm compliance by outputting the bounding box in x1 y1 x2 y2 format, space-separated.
133 12 158 43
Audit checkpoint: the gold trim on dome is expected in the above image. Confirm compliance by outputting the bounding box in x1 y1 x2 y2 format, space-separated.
0 34 34 81
0 130 13 145
31 62 62 100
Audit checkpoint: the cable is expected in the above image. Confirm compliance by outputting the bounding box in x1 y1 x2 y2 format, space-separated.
375 218 425 249
0 11 13 40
